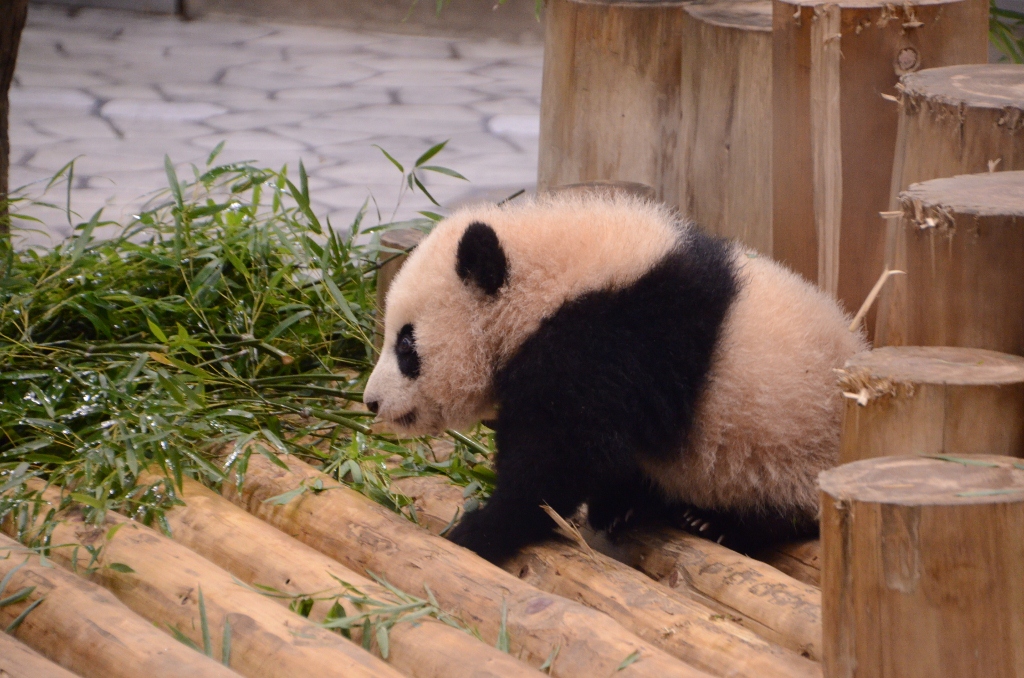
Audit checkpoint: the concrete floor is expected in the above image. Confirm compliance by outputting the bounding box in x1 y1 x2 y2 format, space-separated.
8 5 543 247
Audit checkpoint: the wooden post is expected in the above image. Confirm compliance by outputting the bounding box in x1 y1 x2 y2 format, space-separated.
0 0 28 232
820 455 1024 678
548 180 656 202
876 65 1024 346
538 0 687 205
679 0 773 253
837 346 1024 463
375 228 424 349
875 171 1024 354
772 0 987 331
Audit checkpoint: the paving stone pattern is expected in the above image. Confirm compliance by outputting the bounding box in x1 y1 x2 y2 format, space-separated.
9 5 543 246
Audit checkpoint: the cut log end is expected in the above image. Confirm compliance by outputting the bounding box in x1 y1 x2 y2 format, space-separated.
900 64 1024 109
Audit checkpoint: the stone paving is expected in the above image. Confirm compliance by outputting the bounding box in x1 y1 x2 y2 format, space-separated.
9 5 543 246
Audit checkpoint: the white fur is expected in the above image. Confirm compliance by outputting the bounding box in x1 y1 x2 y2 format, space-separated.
365 194 866 517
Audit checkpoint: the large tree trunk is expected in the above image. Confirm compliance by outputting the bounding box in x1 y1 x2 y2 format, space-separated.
0 0 28 233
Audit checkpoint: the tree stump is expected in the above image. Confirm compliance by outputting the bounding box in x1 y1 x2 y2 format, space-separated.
876 65 1024 346
874 171 1024 354
679 0 773 254
1 0 29 232
538 0 687 205
820 454 1024 678
772 0 987 332
548 180 656 202
837 346 1024 463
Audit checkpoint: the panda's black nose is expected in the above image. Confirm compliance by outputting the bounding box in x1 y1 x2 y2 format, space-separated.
365 399 379 414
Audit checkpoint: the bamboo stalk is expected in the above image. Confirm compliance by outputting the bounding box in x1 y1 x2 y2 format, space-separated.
0 632 81 678
223 453 712 678
0 533 239 678
7 485 407 678
158 475 540 678
392 476 822 673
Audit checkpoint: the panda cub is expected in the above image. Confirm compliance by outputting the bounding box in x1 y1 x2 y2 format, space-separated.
364 193 866 564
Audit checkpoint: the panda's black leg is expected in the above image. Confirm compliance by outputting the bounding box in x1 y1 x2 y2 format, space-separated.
446 447 588 564
672 505 819 555
586 470 672 534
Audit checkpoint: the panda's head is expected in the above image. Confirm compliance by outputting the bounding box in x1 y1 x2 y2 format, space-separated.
364 218 510 436
363 194 684 435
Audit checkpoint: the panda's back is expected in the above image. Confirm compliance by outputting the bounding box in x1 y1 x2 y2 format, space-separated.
642 248 868 518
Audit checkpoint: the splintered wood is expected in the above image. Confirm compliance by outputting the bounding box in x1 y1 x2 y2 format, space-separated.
821 455 1024 678
874 171 1024 353
538 0 688 203
838 346 1024 462
772 0 987 333
678 0 773 254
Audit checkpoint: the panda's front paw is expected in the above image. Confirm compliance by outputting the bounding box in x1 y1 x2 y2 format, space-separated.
675 506 731 546
446 511 518 565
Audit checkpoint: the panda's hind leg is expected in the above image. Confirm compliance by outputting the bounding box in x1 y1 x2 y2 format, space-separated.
586 469 675 534
673 504 818 555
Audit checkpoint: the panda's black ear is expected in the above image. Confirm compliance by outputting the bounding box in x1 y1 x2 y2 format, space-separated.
456 221 508 296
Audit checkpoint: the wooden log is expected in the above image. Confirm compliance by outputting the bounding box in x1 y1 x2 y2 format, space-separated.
873 171 1024 354
837 346 1024 463
538 0 687 205
8 486 406 678
158 475 540 678
820 454 1024 677
375 228 425 349
752 540 821 587
591 529 822 661
0 534 239 678
678 0 773 254
223 454 714 678
877 65 1024 347
0 632 82 678
772 0 987 332
393 475 823 669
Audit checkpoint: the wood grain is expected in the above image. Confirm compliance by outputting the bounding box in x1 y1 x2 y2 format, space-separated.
538 0 687 205
8 485 406 678
820 454 1024 677
753 540 822 587
224 453 712 678
159 476 539 678
877 64 1024 346
678 0 773 253
0 534 239 678
772 0 987 333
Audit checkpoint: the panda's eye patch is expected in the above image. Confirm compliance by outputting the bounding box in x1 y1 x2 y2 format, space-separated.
395 323 421 379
